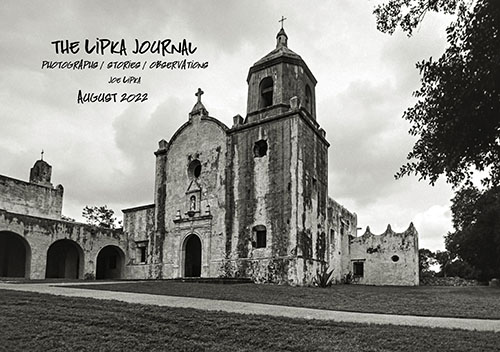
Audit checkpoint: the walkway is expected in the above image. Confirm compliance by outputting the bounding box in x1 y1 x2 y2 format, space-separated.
1 282 499 332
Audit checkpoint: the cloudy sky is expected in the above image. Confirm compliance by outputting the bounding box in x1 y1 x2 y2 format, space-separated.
1 0 455 251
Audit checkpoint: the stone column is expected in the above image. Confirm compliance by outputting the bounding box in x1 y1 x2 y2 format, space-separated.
151 139 168 278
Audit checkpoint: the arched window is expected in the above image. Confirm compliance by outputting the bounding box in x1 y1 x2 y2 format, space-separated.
305 85 312 113
260 77 273 108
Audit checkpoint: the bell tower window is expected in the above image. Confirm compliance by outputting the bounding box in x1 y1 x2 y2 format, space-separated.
260 77 273 108
305 85 312 113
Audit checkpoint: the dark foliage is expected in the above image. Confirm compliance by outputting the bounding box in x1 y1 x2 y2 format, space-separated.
446 186 500 280
419 248 436 277
82 205 118 228
375 0 500 187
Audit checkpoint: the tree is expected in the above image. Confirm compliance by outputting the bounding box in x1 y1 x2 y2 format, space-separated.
418 248 436 277
375 0 500 187
82 205 119 229
61 215 75 222
375 0 500 281
445 185 500 280
434 250 452 277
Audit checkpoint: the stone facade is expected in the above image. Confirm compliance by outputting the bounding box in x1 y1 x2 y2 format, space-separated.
349 224 419 286
0 28 419 285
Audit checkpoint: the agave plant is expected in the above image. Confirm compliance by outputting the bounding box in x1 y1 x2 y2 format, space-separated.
313 266 334 288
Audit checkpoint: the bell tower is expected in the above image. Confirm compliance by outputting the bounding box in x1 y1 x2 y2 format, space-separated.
227 23 330 284
29 151 53 187
245 25 317 123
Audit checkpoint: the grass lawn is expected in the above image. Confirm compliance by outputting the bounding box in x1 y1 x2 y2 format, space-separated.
1 289 499 352
72 281 500 319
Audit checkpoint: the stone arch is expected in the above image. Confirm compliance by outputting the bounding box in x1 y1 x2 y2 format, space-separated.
96 245 125 279
0 231 31 278
45 239 84 279
181 233 202 277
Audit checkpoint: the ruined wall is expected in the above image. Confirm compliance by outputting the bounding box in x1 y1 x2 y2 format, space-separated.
0 175 63 220
294 114 330 285
326 197 357 283
226 108 331 285
349 224 419 286
226 113 295 284
0 209 127 280
161 114 228 278
122 204 155 278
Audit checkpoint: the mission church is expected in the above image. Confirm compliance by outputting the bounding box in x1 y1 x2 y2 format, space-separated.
0 27 419 286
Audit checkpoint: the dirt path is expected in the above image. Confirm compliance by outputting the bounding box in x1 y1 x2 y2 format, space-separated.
1 282 499 332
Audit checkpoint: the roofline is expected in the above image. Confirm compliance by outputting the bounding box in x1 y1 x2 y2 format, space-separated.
122 204 155 213
247 55 317 85
160 115 229 156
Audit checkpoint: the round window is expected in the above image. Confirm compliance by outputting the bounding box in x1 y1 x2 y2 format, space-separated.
188 160 202 178
391 255 400 262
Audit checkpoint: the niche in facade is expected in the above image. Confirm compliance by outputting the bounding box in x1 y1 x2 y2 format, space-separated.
253 140 268 158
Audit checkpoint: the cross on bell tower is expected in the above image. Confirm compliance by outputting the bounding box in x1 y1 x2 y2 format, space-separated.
279 16 287 29
276 17 288 48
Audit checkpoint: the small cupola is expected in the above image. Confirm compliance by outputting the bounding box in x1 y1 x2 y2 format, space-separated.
276 28 288 48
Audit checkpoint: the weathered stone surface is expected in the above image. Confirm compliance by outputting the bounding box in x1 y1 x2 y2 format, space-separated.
349 224 419 286
0 174 63 220
0 209 126 280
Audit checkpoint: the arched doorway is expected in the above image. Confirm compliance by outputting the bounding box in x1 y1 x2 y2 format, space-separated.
45 239 83 279
183 234 201 277
96 245 125 279
0 231 31 278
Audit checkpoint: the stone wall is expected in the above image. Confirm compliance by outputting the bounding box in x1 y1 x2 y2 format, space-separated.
160 113 228 279
227 112 295 283
0 175 63 220
326 197 357 283
122 204 155 279
420 276 481 286
0 209 127 279
349 224 419 286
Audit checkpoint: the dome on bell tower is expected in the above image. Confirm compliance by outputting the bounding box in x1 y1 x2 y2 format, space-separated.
245 25 317 123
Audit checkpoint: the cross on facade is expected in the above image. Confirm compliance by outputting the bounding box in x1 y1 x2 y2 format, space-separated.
41 149 44 161
195 88 204 103
279 16 287 29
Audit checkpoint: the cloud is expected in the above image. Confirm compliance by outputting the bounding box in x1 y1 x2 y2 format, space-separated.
325 79 414 205
413 205 453 251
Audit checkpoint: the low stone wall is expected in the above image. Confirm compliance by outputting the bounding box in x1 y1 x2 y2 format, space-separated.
420 276 480 286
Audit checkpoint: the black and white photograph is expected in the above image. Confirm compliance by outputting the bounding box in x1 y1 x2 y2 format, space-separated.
1 0 499 351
